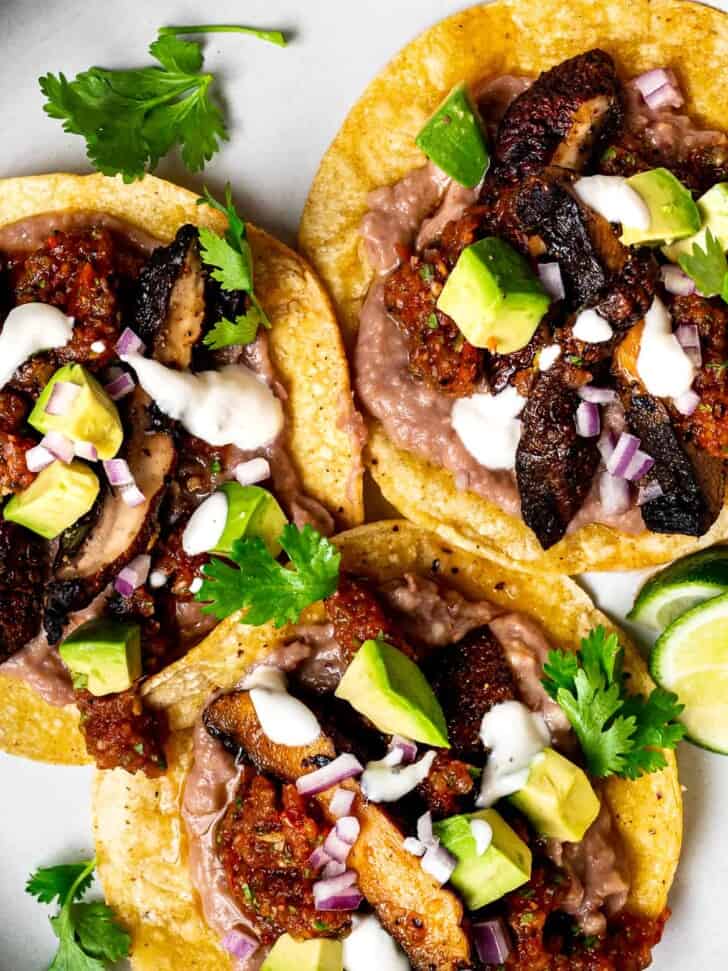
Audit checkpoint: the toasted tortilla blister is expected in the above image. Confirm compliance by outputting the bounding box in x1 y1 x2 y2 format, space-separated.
298 0 728 573
0 172 363 765
92 520 681 969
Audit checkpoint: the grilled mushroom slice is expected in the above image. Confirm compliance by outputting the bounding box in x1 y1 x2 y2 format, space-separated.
0 520 48 662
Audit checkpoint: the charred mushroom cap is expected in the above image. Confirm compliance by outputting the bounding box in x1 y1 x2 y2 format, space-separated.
0 520 48 662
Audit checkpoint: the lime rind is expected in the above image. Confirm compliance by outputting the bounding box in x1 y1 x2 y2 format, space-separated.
629 546 728 628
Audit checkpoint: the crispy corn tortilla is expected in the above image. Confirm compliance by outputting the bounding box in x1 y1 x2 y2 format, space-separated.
0 172 363 765
92 520 681 969
298 0 728 573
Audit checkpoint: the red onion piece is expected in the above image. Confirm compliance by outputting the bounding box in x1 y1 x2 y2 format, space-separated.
120 483 146 508
323 828 353 864
296 753 363 797
41 431 75 464
103 458 133 487
638 480 664 505
420 843 456 885
234 457 271 486
336 816 361 845
322 860 347 879
662 265 696 296
314 871 362 910
634 68 684 109
114 554 151 598
115 327 146 356
104 371 135 401
676 323 702 367
45 381 79 416
74 440 98 462
389 735 417 765
606 432 640 477
645 81 684 110
416 811 435 847
599 470 632 515
329 787 356 819
537 262 565 301
634 68 673 98
25 444 55 473
578 385 617 405
308 846 332 871
314 890 363 912
403 837 427 857
673 388 700 416
472 919 512 965
221 929 258 960
575 400 601 438
623 449 655 482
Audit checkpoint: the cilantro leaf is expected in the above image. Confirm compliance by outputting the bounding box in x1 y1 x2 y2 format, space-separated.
542 626 685 779
198 523 341 627
203 306 267 349
26 863 94 907
74 902 132 962
198 226 253 292
678 228 728 298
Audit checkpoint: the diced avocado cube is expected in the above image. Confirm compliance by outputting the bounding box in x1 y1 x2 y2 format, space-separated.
4 460 99 539
415 82 490 188
59 618 141 696
509 747 600 842
335 638 449 747
433 809 532 910
29 363 123 460
664 182 728 261
214 483 287 558
620 168 700 246
437 238 550 354
261 934 343 971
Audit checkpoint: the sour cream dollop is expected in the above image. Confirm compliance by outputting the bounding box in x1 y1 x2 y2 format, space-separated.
122 353 284 451
572 308 613 344
637 296 696 398
182 492 228 556
477 700 550 808
361 749 437 803
0 303 74 389
451 385 526 470
343 915 410 971
243 667 321 747
573 175 650 230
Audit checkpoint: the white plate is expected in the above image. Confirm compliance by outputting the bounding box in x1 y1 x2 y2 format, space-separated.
0 0 726 967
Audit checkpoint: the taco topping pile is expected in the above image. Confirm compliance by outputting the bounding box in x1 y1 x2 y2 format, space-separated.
357 49 728 550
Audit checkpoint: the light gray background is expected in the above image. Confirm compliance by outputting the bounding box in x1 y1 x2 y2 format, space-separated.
0 1 726 968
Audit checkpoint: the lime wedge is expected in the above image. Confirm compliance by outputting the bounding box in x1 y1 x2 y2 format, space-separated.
650 592 728 754
629 546 728 629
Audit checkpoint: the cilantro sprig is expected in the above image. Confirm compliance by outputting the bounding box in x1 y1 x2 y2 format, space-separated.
40 24 285 183
197 523 341 627
542 627 685 779
26 857 130 970
678 228 728 300
198 184 271 348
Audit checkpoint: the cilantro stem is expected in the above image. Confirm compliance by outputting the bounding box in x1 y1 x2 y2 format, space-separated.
67 858 97 905
159 24 287 47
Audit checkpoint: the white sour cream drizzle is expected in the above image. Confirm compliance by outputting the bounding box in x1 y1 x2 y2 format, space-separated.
539 344 562 371
637 296 696 398
572 308 613 343
0 303 74 389
243 667 321 747
122 353 284 451
182 492 228 556
343 914 410 971
361 749 437 803
451 385 526 470
470 818 493 856
573 175 650 230
477 700 550 808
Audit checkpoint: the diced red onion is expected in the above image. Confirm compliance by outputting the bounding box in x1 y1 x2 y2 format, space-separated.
575 400 601 438
115 327 146 356
103 458 133 487
234 457 271 486
416 811 435 847
645 81 684 110
41 431 74 464
537 262 565 301
314 871 363 911
633 68 683 109
104 371 135 401
473 919 512 965
329 787 355 819
323 828 353 864
599 470 632 515
578 385 617 405
45 381 79 416
638 480 664 505
308 846 332 871
662 265 696 296
25 444 55 473
403 837 426 857
120 483 146 508
606 432 640 477
623 449 655 482
336 816 360 845
322 860 347 879
676 323 702 367
74 440 98 462
389 735 417 765
296 753 364 797
221 929 258 960
421 843 457 885
314 890 363 912
114 554 151 598
673 388 700 416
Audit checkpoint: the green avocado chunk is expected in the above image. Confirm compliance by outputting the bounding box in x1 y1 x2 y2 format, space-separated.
509 747 600 842
29 363 123 460
663 182 728 261
214 483 287 557
261 934 343 971
335 638 449 747
437 237 550 354
3 460 99 539
433 808 532 910
415 82 490 188
59 618 141 696
620 168 700 246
